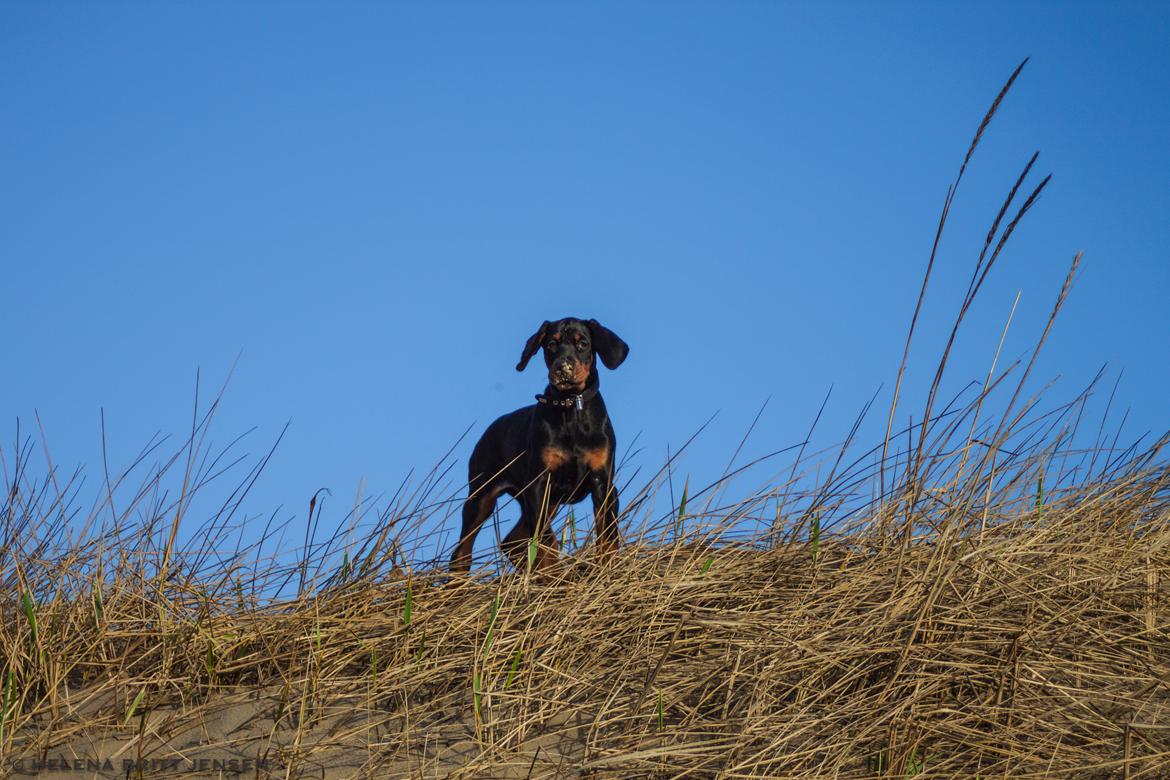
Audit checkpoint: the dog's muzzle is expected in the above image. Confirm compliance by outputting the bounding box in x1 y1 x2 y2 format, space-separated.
552 361 580 389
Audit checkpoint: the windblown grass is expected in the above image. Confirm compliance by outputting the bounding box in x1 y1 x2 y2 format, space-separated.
3 60 1168 778
2 432 1167 778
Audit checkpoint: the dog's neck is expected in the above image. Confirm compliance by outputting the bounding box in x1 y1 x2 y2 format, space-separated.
535 373 601 410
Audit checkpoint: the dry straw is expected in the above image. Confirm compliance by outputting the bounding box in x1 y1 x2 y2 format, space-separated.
3 60 1168 778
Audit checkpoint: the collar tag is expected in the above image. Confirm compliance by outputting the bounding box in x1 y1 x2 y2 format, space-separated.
575 395 583 411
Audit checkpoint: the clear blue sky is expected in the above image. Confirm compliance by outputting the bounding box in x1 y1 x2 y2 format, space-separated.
3 2 1167 565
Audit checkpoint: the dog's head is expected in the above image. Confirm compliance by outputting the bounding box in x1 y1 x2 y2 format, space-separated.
515 318 629 392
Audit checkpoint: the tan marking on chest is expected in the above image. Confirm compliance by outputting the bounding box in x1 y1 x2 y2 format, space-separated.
542 446 571 471
581 446 609 471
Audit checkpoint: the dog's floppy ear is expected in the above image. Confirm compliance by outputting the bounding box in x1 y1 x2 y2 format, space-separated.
587 319 629 370
516 321 551 371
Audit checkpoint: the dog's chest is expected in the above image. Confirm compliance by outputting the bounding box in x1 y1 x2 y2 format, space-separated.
539 434 610 485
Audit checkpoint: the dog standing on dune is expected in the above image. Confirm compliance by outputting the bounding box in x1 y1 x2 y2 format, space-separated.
450 318 629 572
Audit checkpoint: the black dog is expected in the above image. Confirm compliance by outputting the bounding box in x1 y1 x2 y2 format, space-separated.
450 318 629 572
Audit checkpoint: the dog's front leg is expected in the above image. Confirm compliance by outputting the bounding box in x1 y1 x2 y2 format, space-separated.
590 471 621 559
503 482 561 571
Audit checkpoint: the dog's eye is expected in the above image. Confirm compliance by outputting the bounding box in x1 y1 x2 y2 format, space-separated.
576 341 588 351
544 340 557 349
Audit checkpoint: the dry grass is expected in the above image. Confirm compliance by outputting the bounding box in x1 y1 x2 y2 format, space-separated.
2 439 1168 778
3 60 1169 779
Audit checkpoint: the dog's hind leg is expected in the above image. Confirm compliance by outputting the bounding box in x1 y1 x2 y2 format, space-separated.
451 482 508 573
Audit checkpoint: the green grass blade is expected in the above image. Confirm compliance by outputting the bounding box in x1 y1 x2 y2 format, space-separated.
810 512 821 563
20 592 38 645
1036 467 1045 518
504 647 523 689
676 478 689 538
124 688 145 726
0 669 13 748
473 672 482 720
